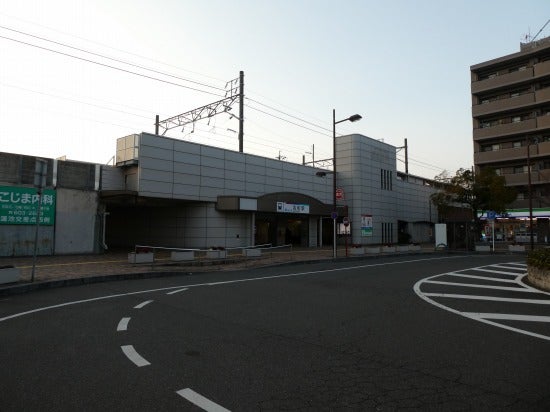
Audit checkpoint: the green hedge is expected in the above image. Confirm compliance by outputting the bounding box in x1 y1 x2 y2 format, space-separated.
527 249 550 270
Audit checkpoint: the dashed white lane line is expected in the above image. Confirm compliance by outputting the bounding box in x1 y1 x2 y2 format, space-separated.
134 300 154 309
464 313 550 322
117 317 131 331
423 293 550 304
120 345 150 367
166 288 188 295
447 273 519 283
176 388 231 412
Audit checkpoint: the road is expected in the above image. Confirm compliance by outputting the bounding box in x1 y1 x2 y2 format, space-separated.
1 254 549 411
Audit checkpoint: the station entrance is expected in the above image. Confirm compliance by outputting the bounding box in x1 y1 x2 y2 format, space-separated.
255 213 312 247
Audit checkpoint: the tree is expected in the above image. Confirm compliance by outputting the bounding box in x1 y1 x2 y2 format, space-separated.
431 167 516 228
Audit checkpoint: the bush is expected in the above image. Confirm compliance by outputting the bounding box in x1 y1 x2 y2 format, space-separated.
527 249 550 270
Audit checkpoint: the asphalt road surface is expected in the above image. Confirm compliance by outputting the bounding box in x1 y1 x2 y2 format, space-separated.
1 254 549 411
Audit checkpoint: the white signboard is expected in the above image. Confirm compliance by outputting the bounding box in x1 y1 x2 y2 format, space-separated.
276 202 310 214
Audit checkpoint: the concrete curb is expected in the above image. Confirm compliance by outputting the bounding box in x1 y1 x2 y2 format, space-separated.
0 250 525 297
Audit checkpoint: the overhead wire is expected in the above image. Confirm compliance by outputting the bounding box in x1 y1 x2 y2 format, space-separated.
0 34 225 98
0 24 227 93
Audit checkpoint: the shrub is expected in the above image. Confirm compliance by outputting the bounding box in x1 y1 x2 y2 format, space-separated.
527 249 550 270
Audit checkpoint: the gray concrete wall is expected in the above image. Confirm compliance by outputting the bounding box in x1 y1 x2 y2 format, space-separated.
0 225 53 257
54 188 99 254
137 133 333 203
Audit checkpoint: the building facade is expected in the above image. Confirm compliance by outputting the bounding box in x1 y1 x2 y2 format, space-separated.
0 132 439 256
471 36 550 213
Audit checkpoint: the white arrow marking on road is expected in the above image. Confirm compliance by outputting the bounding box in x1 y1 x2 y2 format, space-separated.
121 345 150 367
134 300 154 309
176 388 230 412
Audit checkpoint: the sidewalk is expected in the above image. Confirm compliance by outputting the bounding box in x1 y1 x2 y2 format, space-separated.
0 244 444 295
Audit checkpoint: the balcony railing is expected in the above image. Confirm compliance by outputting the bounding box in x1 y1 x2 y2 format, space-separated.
534 60 550 78
472 93 535 117
473 118 536 140
471 67 534 94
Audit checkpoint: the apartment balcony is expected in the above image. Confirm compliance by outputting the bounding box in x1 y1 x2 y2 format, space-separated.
504 171 542 186
534 60 550 78
473 118 536 140
472 93 535 117
535 87 550 103
471 67 534 94
474 145 537 164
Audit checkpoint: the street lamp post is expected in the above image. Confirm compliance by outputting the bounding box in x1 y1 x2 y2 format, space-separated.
332 109 362 259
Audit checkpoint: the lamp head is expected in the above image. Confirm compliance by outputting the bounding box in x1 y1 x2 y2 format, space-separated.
348 114 362 122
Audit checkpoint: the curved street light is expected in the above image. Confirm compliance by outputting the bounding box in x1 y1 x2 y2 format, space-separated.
333 109 362 259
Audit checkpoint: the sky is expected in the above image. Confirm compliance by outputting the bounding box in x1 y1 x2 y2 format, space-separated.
0 1 549 178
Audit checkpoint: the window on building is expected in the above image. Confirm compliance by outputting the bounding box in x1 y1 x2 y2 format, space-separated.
492 144 500 151
513 141 522 148
382 222 394 244
495 169 501 176
512 116 521 123
380 169 393 191
514 165 528 174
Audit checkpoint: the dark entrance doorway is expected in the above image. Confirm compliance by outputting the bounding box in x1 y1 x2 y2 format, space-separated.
255 214 310 247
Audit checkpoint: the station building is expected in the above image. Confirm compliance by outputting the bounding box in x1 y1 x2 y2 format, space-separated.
0 132 439 256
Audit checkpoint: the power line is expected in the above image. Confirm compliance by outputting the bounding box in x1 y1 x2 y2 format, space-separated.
244 103 330 137
246 97 332 134
0 34 225 98
0 24 226 93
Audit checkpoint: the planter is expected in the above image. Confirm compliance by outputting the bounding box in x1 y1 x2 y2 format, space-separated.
381 246 396 253
206 250 227 259
243 249 262 257
527 266 550 292
171 251 195 261
396 245 409 252
475 245 491 252
508 245 525 252
349 247 365 255
0 266 20 284
366 247 380 254
128 252 155 264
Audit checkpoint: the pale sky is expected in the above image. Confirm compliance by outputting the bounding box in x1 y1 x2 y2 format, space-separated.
0 0 549 178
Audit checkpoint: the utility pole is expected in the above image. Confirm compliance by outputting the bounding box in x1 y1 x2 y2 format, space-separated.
527 137 534 250
404 138 408 175
239 70 244 152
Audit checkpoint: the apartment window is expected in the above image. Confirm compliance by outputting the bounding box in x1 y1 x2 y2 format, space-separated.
514 165 528 174
492 144 500 151
495 169 501 176
513 141 522 148
480 121 491 128
512 116 521 123
510 92 520 98
517 193 525 200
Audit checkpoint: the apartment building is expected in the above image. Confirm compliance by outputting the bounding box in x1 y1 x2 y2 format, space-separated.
471 35 550 239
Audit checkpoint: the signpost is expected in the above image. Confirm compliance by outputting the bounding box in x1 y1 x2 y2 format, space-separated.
343 217 350 257
31 159 48 282
487 210 496 252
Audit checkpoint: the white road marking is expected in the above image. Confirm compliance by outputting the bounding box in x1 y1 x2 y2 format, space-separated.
423 280 532 292
492 264 526 271
472 268 521 276
446 273 518 283
414 262 550 341
176 388 230 412
0 256 476 323
121 345 150 367
465 312 550 322
134 300 154 309
117 317 131 331
166 288 188 295
423 293 550 304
